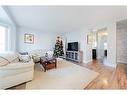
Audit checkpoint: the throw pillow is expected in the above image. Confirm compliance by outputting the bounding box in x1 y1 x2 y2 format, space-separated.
19 55 31 63
47 51 53 58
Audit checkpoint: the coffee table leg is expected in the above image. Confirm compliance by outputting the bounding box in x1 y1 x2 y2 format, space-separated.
55 59 57 68
40 62 46 72
44 68 46 72
43 63 46 72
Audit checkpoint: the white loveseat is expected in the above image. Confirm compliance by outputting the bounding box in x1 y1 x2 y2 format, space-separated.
30 49 54 63
0 52 34 89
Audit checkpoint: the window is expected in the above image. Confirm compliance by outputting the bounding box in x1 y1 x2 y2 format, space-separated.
0 25 7 52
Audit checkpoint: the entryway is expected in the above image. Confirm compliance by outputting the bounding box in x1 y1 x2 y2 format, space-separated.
91 28 108 64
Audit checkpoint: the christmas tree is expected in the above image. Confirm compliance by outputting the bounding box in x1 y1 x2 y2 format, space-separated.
53 36 64 57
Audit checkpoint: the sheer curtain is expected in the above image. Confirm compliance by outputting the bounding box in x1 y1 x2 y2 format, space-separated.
0 25 8 53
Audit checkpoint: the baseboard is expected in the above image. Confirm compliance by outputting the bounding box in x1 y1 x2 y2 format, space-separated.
117 61 127 64
83 59 92 64
104 61 116 68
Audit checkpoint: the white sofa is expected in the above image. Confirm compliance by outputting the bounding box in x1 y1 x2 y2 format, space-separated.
30 49 54 63
0 52 34 89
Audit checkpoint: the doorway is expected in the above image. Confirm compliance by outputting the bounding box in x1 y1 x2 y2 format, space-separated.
92 28 108 64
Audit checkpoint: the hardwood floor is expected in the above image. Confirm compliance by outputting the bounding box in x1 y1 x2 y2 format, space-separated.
7 59 127 89
77 60 127 89
109 63 127 89
75 60 115 89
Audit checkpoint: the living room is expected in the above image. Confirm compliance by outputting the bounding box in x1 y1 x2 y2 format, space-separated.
0 5 127 90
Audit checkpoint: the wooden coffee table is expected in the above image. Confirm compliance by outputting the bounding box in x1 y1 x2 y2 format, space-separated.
40 57 57 72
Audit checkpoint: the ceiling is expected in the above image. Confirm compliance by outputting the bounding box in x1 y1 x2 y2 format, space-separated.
5 6 127 32
0 7 13 25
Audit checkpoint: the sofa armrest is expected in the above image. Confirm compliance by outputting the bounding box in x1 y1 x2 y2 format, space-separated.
28 58 34 64
0 62 34 70
32 55 41 63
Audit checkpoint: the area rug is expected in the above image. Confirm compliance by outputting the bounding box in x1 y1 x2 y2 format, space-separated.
26 60 99 89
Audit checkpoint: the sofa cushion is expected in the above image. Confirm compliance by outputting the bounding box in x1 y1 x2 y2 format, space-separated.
30 49 47 63
30 49 47 57
0 52 19 67
0 62 34 77
11 57 19 63
0 62 34 70
0 57 9 67
0 52 19 63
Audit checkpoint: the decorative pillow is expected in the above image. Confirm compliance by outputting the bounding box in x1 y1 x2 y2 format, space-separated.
19 52 28 55
19 55 31 63
47 51 53 58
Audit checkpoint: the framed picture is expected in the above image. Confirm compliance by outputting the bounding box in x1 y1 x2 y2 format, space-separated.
87 33 93 45
24 34 34 44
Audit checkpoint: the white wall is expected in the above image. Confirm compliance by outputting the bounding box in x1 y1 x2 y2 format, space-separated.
62 32 84 50
117 27 127 64
97 29 107 59
58 30 92 64
1 5 117 67
107 22 116 67
17 27 56 52
0 6 17 52
59 21 116 68
88 22 116 67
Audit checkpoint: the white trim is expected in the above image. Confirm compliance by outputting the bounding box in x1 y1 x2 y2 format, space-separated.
0 22 10 29
0 25 9 52
1 6 17 26
117 61 127 64
104 63 116 68
83 59 92 64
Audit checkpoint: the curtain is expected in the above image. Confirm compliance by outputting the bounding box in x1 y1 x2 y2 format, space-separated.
0 25 9 52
